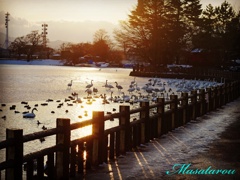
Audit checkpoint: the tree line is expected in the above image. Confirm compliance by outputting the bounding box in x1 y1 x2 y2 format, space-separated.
114 0 240 66
9 0 240 67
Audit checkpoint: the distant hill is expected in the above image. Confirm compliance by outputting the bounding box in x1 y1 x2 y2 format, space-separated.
48 40 69 49
0 32 68 50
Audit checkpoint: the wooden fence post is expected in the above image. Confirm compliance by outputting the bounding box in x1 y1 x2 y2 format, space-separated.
6 128 23 180
56 118 70 179
37 156 44 178
140 101 150 144
226 83 230 103
119 105 130 154
77 142 84 173
70 145 77 177
157 98 164 137
230 83 233 101
216 86 221 108
212 87 217 110
206 88 212 112
92 111 104 165
232 82 236 99
199 89 205 116
109 132 115 159
191 90 197 120
47 153 55 179
219 85 223 107
170 95 178 130
223 84 227 105
181 92 189 124
237 81 240 97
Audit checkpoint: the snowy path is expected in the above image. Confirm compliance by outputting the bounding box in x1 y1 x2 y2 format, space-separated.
78 97 240 180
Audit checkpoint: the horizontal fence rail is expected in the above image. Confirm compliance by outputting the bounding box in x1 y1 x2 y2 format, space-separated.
0 75 240 179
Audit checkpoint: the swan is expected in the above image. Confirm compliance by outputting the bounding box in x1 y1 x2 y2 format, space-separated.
85 88 92 97
68 80 73 88
135 83 141 92
115 82 123 91
128 87 135 93
131 77 136 85
103 80 114 90
93 87 98 94
86 80 93 88
122 92 130 102
76 95 82 103
23 108 38 118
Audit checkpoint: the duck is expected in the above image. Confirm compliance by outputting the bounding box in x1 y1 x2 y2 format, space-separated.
21 101 28 105
42 125 47 130
22 111 29 114
23 108 38 118
39 137 45 143
10 105 16 110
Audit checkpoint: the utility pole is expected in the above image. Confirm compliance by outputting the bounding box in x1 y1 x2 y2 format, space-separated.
42 23 48 48
5 12 10 49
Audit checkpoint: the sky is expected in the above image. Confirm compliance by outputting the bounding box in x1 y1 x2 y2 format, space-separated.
0 0 240 48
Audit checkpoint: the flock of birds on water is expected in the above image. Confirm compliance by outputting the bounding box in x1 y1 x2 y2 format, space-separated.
1 77 221 121
1 77 222 143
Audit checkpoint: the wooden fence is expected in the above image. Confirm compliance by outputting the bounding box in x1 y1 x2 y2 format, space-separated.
0 80 239 179
130 67 240 81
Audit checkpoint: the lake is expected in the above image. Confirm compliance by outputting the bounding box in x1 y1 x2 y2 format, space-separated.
0 64 220 158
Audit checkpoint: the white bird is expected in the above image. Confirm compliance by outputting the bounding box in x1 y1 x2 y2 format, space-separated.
115 82 123 91
159 85 166 92
122 92 130 102
85 88 92 97
68 80 73 88
108 91 114 101
131 77 136 85
128 87 135 93
135 83 141 92
93 87 98 94
86 80 93 88
23 108 38 118
76 95 82 103
103 80 114 90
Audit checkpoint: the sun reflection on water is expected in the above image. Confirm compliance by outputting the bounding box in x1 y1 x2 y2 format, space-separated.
72 96 109 140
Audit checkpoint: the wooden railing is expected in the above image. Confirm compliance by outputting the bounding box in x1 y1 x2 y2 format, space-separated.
130 67 240 81
0 81 239 179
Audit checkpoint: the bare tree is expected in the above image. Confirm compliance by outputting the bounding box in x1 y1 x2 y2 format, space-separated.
9 36 27 59
25 30 43 60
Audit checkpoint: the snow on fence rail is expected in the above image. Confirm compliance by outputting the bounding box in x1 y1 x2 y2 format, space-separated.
0 79 240 179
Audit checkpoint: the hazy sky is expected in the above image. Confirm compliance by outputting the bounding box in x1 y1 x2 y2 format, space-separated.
0 0 240 46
